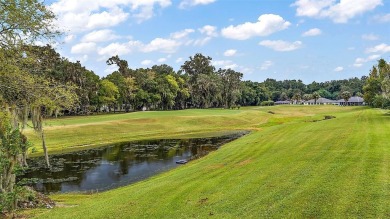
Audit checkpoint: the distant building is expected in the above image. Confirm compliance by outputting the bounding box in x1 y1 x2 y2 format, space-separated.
304 97 337 105
337 96 365 106
275 100 291 105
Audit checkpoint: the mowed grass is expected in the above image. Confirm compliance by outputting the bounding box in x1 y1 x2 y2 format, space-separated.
23 106 390 218
25 106 344 156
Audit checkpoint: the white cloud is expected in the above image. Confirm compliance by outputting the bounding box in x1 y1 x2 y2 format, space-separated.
353 54 381 67
354 58 364 67
157 58 167 63
362 34 379 41
188 25 218 47
50 0 172 33
179 0 216 9
260 61 274 70
97 41 141 58
95 27 203 57
221 14 291 40
334 66 343 72
224 49 237 57
293 0 333 17
239 67 254 75
56 8 129 33
212 60 238 69
71 42 97 54
171 29 195 39
259 40 302 52
132 2 171 22
368 54 380 60
141 38 181 53
365 43 390 54
34 41 45 46
64 34 76 43
302 28 322 37
193 37 212 46
373 13 390 23
176 57 184 63
87 8 129 29
82 29 120 43
104 65 119 74
292 0 383 23
224 63 239 69
141 60 153 65
199 25 218 37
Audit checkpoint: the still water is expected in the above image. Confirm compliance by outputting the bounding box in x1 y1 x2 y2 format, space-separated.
22 132 247 194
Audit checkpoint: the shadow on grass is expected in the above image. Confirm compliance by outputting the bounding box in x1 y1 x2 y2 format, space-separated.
383 112 390 116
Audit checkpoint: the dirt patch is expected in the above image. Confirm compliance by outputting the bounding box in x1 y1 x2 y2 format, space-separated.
42 118 156 131
324 115 336 120
55 203 78 208
127 118 156 124
237 159 252 166
205 164 226 170
198 198 208 205
18 187 56 210
309 115 336 122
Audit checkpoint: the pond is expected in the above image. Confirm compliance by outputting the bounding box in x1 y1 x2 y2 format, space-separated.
21 132 247 194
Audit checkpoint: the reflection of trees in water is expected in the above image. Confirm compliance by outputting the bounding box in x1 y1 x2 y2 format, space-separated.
119 156 129 175
21 132 248 193
23 151 106 193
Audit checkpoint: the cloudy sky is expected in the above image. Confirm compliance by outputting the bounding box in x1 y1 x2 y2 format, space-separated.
46 0 390 83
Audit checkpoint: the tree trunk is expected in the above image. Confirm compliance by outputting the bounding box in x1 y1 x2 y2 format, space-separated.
22 105 28 130
10 106 18 129
22 151 28 167
0 174 3 193
41 129 50 168
2 156 16 192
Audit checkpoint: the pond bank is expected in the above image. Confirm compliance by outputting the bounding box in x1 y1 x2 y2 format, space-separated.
21 132 248 194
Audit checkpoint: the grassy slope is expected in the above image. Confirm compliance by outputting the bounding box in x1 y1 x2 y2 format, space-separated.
25 106 335 156
25 106 390 218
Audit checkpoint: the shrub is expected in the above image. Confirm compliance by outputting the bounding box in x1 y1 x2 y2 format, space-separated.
0 192 16 213
372 95 390 109
324 115 336 120
261 101 274 106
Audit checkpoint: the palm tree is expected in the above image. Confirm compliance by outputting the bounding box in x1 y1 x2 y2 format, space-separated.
292 93 302 104
303 94 312 101
341 91 351 106
312 92 320 105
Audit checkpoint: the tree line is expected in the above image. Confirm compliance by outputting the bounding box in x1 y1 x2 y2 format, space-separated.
17 45 371 114
2 43 381 119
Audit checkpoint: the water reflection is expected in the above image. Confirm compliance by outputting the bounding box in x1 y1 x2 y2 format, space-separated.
21 132 247 194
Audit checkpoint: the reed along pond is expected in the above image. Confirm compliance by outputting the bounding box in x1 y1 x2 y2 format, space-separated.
21 132 247 194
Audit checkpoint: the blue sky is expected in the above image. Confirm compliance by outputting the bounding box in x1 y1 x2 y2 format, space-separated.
45 0 390 83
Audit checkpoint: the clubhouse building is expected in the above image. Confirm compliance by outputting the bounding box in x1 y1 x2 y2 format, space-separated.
302 96 365 106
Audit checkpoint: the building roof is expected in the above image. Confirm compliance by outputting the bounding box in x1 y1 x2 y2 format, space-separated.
275 100 290 104
305 97 336 104
337 96 364 103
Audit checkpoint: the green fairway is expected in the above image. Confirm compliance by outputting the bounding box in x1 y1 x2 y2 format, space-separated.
25 106 345 156
23 106 390 218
